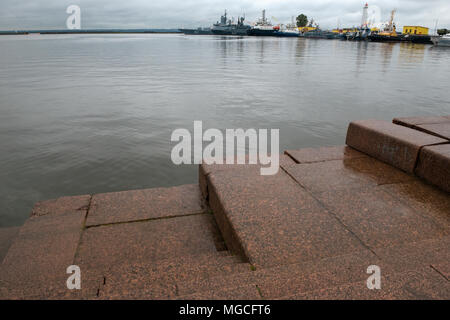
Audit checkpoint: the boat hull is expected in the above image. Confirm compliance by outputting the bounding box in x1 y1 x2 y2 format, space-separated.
275 31 300 37
407 35 433 44
211 28 250 36
368 34 403 42
248 29 277 37
432 37 450 47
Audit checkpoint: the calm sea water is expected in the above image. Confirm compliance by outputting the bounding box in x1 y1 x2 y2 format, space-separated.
1 34 449 227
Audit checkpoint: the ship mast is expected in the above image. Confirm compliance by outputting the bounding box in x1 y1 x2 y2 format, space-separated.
387 9 396 32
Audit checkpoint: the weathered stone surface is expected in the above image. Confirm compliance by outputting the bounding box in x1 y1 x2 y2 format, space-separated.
99 255 253 300
0 210 87 299
286 268 449 300
431 262 449 281
199 154 295 200
285 146 367 164
315 187 447 249
31 194 91 217
379 182 450 229
416 123 450 140
178 284 261 300
415 144 450 193
284 157 413 194
346 120 446 172
256 249 377 299
86 184 203 226
373 236 450 273
393 116 450 128
0 227 20 264
76 214 221 289
207 167 364 267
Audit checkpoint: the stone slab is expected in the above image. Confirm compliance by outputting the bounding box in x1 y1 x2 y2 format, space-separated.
0 227 20 264
98 253 250 299
178 284 261 300
76 214 221 289
415 144 450 193
346 120 446 173
379 182 450 229
286 267 449 300
256 249 378 299
376 239 450 281
284 157 413 194
315 187 447 249
373 235 449 260
416 123 450 140
86 184 204 227
285 146 367 164
31 194 91 217
206 167 365 267
0 210 87 299
100 257 253 299
200 155 295 200
393 116 450 127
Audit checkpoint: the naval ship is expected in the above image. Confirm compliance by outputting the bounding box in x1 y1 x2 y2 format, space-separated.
211 11 251 36
248 10 278 36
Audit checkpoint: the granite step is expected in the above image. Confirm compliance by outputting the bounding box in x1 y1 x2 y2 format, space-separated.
281 266 450 300
393 115 450 140
415 144 450 193
203 165 365 268
0 227 20 264
176 240 450 300
346 119 447 173
75 213 228 298
373 235 450 273
177 283 262 300
86 184 205 227
0 210 87 300
175 249 377 299
98 253 251 299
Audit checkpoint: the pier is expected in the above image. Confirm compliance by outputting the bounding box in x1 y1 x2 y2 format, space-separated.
0 116 449 300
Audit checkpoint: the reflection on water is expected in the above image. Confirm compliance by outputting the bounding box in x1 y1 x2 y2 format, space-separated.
0 34 449 226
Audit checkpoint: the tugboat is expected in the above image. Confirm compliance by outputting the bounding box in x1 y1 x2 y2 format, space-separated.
211 10 251 36
248 10 278 36
432 33 450 47
275 17 300 37
368 9 402 42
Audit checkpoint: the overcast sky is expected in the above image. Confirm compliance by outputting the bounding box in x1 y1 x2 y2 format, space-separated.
1 0 449 30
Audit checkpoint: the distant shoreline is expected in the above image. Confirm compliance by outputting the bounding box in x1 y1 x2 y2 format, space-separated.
0 29 182 35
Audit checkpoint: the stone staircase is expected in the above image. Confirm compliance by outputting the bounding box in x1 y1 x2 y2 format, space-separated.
1 116 449 300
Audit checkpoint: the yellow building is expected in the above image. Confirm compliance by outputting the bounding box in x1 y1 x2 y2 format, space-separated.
298 26 317 33
403 26 429 35
331 28 358 34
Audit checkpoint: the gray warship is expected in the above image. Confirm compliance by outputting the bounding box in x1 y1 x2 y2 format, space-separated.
211 10 251 36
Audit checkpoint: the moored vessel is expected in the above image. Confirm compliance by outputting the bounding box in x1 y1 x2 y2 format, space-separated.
248 10 278 37
211 11 251 36
275 18 300 37
432 34 450 47
368 9 402 42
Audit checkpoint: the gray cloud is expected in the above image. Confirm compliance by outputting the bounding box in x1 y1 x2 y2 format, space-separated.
1 0 449 30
